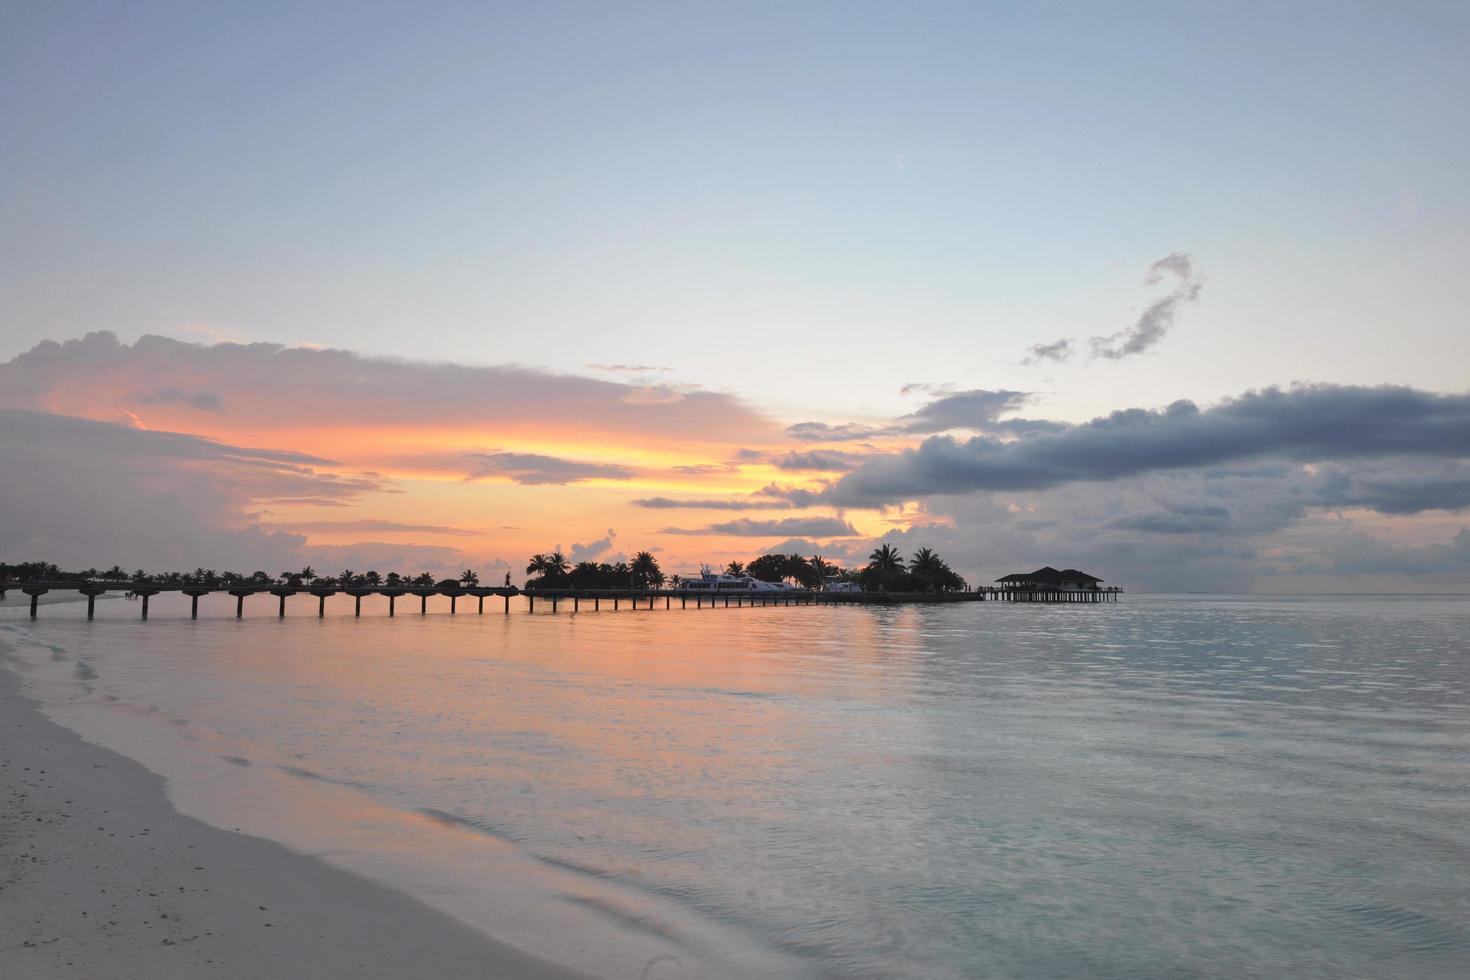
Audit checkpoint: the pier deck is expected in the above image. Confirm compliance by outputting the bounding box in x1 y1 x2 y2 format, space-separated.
3 582 1121 619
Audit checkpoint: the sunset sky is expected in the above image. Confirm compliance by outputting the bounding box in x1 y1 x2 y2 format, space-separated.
3 2 1468 591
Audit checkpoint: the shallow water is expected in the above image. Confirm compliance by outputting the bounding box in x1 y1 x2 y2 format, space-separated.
4 593 1469 978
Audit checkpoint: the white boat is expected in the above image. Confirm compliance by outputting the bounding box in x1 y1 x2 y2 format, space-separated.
675 566 794 592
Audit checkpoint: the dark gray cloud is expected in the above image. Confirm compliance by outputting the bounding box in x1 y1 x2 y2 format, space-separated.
786 389 1033 444
894 389 1032 434
131 387 224 412
774 450 863 472
1314 463 1470 515
827 384 1470 506
661 516 860 537
755 483 828 508
1107 503 1234 535
462 452 635 485
1311 528 1470 580
0 409 389 570
631 496 792 510
0 408 387 504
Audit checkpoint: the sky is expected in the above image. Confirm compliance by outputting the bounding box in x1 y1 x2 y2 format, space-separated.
2 1 1468 592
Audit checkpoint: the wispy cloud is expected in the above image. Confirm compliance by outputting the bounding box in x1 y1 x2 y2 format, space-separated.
785 390 1033 443
1022 253 1202 365
257 519 477 537
785 421 889 442
571 528 617 562
462 452 636 485
1090 253 1201 360
631 497 793 510
130 387 225 412
1021 338 1074 365
661 516 861 537
587 363 673 373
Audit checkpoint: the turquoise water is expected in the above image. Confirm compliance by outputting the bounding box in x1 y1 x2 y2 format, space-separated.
5 593 1469 978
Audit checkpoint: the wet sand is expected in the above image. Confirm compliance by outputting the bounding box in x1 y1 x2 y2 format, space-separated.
0 658 586 980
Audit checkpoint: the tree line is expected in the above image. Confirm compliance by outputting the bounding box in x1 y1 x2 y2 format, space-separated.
524 552 664 591
523 544 968 593
5 544 969 594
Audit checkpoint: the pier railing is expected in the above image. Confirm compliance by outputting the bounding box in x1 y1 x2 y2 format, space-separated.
2 581 1121 620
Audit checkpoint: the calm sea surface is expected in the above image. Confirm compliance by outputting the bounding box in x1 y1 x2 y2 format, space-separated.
4 593 1469 978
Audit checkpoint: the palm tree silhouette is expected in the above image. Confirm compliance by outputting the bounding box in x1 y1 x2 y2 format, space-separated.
809 554 832 584
630 551 662 589
868 544 903 573
909 548 942 575
459 569 479 587
725 561 746 576
782 553 813 587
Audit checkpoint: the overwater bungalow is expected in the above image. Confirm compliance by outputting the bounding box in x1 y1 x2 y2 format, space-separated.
996 566 1104 592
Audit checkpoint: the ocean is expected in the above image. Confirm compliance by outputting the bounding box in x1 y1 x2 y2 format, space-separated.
4 592 1468 979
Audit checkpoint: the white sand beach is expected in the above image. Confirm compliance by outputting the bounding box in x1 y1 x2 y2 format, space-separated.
0 661 584 980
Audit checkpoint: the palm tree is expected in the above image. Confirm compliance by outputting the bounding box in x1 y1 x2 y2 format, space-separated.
526 554 550 578
868 544 903 573
725 560 746 576
782 553 813 587
809 554 832 583
364 570 381 586
412 572 435 587
630 551 662 589
299 565 316 581
459 569 479 587
670 574 682 588
339 569 356 587
547 552 570 579
909 548 942 575
384 572 401 586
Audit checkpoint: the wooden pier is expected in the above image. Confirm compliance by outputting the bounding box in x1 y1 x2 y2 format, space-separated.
3 582 1121 620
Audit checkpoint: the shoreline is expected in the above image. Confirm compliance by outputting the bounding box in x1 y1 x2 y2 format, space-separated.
0 654 587 980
